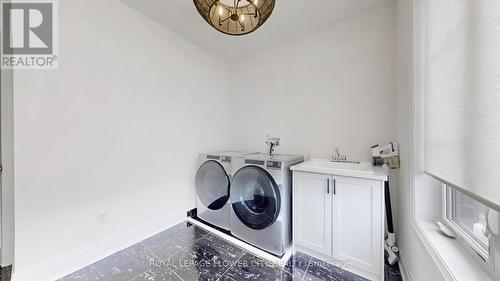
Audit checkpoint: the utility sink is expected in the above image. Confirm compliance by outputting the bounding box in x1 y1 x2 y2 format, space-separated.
291 158 388 181
301 159 374 174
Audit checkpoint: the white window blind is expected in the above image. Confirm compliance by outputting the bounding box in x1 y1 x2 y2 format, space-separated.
424 1 500 210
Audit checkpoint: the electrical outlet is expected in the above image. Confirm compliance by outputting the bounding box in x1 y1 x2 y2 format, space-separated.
97 213 108 225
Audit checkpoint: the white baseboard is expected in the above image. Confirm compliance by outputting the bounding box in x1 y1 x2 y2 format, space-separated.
399 251 413 281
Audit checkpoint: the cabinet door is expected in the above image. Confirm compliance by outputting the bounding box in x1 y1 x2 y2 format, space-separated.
293 172 333 257
333 176 383 275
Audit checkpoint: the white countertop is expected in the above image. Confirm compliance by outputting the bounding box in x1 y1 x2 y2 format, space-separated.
291 159 388 181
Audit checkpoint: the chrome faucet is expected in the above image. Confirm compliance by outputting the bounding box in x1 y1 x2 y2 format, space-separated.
331 148 361 164
331 148 347 162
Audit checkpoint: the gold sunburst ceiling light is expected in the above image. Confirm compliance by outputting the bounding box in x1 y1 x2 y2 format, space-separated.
193 0 276 36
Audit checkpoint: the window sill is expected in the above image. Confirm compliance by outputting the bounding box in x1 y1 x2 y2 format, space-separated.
414 220 493 281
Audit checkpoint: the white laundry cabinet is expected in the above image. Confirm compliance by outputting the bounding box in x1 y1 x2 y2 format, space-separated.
291 160 387 281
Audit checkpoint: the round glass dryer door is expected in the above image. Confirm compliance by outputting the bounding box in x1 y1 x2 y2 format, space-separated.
231 166 280 230
196 160 230 210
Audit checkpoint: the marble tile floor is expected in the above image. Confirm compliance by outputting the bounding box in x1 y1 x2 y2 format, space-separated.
0 266 12 281
59 222 402 281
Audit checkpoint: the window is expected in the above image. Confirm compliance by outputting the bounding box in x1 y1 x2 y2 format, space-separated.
443 185 493 262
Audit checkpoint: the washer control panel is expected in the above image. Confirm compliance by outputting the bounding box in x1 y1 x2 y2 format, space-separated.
266 161 282 169
221 156 231 162
245 159 265 166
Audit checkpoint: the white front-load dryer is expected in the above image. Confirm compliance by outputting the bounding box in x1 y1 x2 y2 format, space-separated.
195 151 256 231
230 153 304 256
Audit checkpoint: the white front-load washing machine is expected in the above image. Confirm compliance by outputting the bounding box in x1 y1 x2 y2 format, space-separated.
230 153 304 256
195 151 256 231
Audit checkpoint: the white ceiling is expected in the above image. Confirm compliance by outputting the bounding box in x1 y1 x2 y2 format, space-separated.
122 0 393 61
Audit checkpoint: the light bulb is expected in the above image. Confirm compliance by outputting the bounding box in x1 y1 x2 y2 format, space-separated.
218 6 224 16
254 0 258 6
240 14 245 21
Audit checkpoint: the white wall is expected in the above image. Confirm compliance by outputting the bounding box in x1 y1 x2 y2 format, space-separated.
395 0 445 280
229 4 397 162
11 1 231 280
